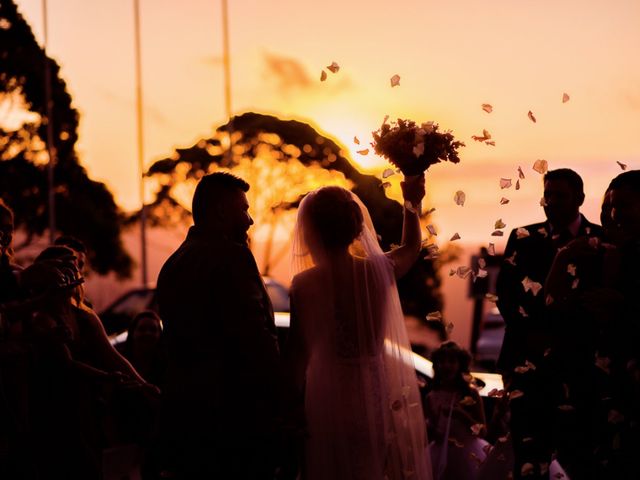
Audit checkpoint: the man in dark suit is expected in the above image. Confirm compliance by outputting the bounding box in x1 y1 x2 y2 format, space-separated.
495 168 603 479
157 173 282 479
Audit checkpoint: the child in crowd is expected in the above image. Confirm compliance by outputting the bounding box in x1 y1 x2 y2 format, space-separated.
425 341 488 480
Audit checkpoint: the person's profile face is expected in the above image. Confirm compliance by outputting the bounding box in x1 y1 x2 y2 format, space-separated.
543 179 582 228
222 190 254 244
611 187 640 242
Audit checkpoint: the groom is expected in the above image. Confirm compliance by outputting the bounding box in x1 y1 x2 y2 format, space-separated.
156 172 282 479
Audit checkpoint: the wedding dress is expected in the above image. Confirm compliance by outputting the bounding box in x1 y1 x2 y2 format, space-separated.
290 188 432 480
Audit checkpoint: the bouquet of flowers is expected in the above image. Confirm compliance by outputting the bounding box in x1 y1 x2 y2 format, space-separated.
372 118 464 176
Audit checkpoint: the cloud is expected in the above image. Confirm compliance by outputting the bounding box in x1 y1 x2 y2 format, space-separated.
260 52 354 97
262 52 314 92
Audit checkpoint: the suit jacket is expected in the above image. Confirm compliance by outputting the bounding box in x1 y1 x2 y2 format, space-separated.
157 226 281 436
495 214 603 374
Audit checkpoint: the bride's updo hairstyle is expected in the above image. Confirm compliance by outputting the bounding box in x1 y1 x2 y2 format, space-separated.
304 186 364 251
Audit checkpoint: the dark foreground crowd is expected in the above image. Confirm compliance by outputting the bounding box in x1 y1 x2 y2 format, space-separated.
1 168 640 480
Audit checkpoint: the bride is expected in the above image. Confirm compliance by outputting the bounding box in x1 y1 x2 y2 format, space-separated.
287 175 432 479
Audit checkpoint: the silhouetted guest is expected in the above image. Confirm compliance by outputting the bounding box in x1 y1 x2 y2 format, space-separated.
605 170 640 478
54 235 93 309
156 172 282 479
495 168 603 479
117 310 166 386
0 199 19 304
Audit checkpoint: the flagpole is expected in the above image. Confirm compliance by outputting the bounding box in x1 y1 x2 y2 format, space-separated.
133 0 148 286
42 0 56 243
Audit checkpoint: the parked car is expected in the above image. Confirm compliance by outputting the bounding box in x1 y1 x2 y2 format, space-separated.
106 302 503 398
99 276 290 336
475 306 506 371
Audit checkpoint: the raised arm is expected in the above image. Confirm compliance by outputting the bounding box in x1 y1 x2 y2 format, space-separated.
388 174 426 279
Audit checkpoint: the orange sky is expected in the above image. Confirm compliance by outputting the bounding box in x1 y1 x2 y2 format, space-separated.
10 0 640 347
11 0 640 251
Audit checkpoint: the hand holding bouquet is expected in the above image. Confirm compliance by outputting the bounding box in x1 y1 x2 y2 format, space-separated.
372 118 464 176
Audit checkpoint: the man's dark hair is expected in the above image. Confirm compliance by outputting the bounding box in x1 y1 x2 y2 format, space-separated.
607 170 640 195
54 235 87 254
191 172 249 226
544 168 584 197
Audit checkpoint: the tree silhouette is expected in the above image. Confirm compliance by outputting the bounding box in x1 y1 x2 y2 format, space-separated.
144 112 443 316
0 0 132 277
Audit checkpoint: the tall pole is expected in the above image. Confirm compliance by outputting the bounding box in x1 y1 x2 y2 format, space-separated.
221 0 233 160
133 0 148 286
221 0 232 120
42 0 56 243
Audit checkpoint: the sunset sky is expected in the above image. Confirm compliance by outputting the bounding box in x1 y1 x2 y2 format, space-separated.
13 0 640 249
10 0 640 344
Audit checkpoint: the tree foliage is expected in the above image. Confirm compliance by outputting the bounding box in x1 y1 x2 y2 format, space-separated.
144 112 443 316
0 0 132 277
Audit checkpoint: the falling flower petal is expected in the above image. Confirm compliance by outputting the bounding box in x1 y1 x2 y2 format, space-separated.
533 159 548 174
537 227 548 238
516 227 530 239
498 435 509 443
354 136 360 144
485 140 496 146
500 197 510 205
382 168 395 179
404 201 417 213
522 276 543 296
518 166 525 179
546 294 554 306
390 74 401 87
459 396 477 406
326 61 340 73
562 93 570 103
488 243 496 256
521 463 535 476
495 218 506 229
448 438 465 448
456 266 472 279
450 232 461 241
491 230 504 236
527 111 537 123
425 207 436 215
449 269 456 276
482 103 493 113
557 404 575 412
454 190 466 206
320 70 327 82
426 311 443 321
477 269 488 278
488 388 505 398
357 149 369 155
485 293 498 302
616 161 627 171
522 437 534 443
471 424 484 436
500 178 512 189
509 389 525 401
571 278 580 289
540 463 550 475
426 224 437 236
519 306 528 317
516 179 521 190
567 264 577 276
506 253 517 265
